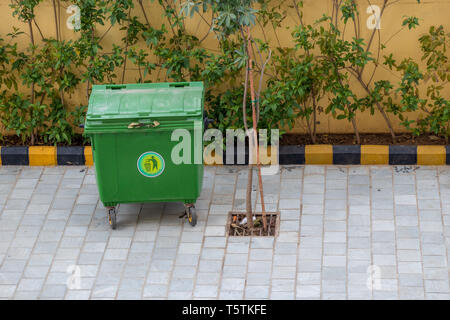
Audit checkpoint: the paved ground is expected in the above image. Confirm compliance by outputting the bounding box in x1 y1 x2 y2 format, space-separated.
0 165 449 300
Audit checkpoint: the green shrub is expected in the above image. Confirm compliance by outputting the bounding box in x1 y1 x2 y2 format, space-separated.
2 0 446 146
386 25 449 142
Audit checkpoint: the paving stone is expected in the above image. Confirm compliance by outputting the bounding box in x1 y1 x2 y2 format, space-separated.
59 237 84 248
193 285 218 298
272 266 296 279
203 237 227 248
377 266 398 279
296 285 320 299
168 291 193 300
423 268 448 280
250 238 274 249
273 255 297 267
245 286 269 299
226 242 250 254
271 279 295 292
399 274 424 287
142 284 167 298
297 273 321 285
373 255 397 266
78 253 103 265
397 250 421 262
65 290 93 300
17 278 45 292
169 279 194 292
224 254 248 266
348 249 370 260
222 265 246 278
0 165 448 300
219 290 244 300
201 248 225 260
1 260 28 273
23 266 50 279
196 273 221 285
103 249 129 260
425 293 450 300
324 232 346 243
246 273 271 286
40 284 67 298
372 291 398 300
174 254 199 267
0 285 16 298
397 239 420 250
221 278 245 291
298 249 322 261
55 248 81 260
279 199 300 210
424 280 450 293
198 260 223 273
398 262 423 274
91 285 118 298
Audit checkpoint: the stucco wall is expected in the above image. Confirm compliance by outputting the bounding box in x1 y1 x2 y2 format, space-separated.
0 0 448 135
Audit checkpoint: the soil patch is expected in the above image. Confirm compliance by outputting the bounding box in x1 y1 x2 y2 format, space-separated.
280 133 447 145
1 133 447 146
0 134 88 146
227 212 279 237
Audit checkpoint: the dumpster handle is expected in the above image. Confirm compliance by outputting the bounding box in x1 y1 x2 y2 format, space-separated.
106 85 126 90
169 82 190 88
128 121 160 129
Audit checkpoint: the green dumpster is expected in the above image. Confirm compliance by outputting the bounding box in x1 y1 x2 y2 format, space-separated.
84 82 204 229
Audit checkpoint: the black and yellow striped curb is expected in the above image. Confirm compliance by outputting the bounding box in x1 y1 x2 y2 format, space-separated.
208 145 449 166
0 145 448 166
0 146 93 166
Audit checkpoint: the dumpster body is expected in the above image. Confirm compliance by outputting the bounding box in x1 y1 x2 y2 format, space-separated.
84 82 204 228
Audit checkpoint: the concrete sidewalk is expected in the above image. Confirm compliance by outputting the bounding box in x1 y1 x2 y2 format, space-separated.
0 165 449 299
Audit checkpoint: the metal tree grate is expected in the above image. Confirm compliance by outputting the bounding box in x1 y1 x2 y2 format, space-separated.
227 212 280 237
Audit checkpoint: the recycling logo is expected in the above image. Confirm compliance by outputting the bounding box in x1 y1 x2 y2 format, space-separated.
137 151 165 178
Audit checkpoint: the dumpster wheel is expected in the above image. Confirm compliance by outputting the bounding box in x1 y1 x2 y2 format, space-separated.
186 206 197 227
107 207 117 230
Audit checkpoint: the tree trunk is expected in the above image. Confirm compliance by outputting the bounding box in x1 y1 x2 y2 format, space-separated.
356 76 397 143
52 0 60 41
246 26 267 231
311 90 318 144
28 21 35 105
351 117 361 145
121 9 131 84
246 166 253 229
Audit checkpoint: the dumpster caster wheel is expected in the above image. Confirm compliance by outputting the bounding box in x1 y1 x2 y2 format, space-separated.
107 207 117 230
187 206 197 227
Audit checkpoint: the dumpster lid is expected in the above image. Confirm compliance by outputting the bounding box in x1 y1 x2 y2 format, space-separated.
86 82 204 121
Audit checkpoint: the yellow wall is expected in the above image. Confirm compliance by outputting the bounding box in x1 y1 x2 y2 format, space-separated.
0 0 449 135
